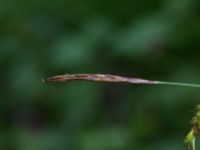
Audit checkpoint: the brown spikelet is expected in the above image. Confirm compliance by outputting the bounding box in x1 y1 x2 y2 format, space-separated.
44 74 157 84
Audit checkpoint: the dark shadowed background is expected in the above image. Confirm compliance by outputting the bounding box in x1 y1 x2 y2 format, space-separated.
0 0 200 149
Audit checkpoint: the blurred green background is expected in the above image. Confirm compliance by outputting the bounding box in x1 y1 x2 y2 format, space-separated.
1 0 200 149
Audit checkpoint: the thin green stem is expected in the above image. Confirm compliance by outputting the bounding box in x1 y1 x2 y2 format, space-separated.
193 139 195 150
156 81 200 88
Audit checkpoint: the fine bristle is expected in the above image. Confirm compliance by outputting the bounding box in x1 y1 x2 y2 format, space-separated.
41 78 46 83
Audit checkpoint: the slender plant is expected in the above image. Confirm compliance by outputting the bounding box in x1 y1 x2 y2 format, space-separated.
44 73 200 150
44 74 200 88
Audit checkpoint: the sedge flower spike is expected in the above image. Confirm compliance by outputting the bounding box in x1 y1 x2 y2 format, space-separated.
44 73 200 88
